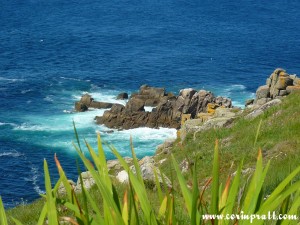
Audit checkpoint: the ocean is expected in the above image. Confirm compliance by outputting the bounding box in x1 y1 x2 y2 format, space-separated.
0 0 299 207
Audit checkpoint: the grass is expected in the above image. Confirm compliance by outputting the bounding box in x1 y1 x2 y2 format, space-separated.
156 92 300 193
1 92 300 225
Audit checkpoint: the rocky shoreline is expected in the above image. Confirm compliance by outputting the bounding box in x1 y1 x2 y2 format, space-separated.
65 68 300 194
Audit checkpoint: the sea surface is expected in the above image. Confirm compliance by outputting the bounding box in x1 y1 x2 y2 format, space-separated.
0 0 299 207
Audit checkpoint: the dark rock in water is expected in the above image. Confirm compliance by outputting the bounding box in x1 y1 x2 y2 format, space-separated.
126 98 145 112
130 84 170 107
104 130 114 133
75 102 89 112
80 94 93 106
75 93 114 111
117 92 128 100
90 101 113 109
96 85 232 130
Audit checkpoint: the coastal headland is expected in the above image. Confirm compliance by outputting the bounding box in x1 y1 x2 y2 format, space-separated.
68 68 300 191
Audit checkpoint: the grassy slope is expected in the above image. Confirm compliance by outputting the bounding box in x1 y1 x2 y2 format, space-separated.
5 92 300 224
156 92 300 193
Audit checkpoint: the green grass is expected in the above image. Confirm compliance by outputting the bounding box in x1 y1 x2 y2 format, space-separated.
156 92 300 193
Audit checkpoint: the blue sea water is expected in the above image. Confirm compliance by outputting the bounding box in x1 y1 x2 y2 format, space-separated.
0 0 300 207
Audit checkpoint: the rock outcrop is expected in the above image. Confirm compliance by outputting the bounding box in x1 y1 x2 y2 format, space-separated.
75 94 113 112
180 107 238 141
96 86 232 130
245 99 282 120
249 69 300 107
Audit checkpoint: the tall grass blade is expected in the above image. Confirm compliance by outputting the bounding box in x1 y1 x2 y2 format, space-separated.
37 204 47 225
158 196 168 220
171 154 194 218
122 190 129 225
221 162 242 225
210 140 219 218
153 167 164 204
254 119 262 147
44 159 59 225
242 149 269 215
191 160 200 225
130 137 145 189
73 120 82 153
0 196 8 225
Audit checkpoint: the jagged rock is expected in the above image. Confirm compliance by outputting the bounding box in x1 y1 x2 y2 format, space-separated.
90 101 113 109
180 119 203 140
255 98 272 106
180 112 235 141
75 102 88 112
126 98 145 112
75 93 114 111
256 85 270 99
286 86 300 94
245 99 254 107
196 112 214 122
117 92 129 100
130 85 168 107
293 77 300 86
80 94 93 106
245 99 282 120
201 117 234 130
214 107 237 118
253 69 298 106
269 69 292 98
207 103 219 114
215 96 232 108
75 171 96 192
97 86 232 130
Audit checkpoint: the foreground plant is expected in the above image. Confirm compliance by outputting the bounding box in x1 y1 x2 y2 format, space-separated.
1 133 300 224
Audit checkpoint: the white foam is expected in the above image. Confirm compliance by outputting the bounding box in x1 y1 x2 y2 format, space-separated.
14 124 47 131
29 165 44 195
60 76 82 81
0 122 17 127
63 110 72 114
144 106 154 112
0 77 25 83
21 89 32 94
87 91 127 105
0 150 23 158
44 95 54 102
229 84 246 90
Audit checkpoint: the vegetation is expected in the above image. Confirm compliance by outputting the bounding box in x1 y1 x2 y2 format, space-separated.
156 93 300 193
1 92 300 225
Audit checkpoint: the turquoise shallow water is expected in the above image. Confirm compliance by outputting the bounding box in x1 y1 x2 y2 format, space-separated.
0 0 300 207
